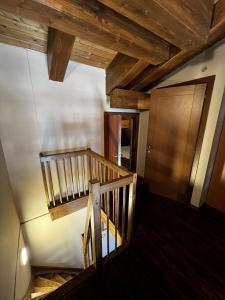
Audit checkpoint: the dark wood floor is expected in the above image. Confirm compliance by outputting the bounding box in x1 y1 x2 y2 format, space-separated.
56 190 225 299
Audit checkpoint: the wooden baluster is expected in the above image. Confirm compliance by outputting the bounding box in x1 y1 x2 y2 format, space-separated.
99 161 102 183
69 157 75 199
87 227 91 267
90 222 93 264
95 159 99 180
78 156 82 195
55 160 62 204
99 161 103 207
127 173 137 242
106 191 110 256
63 158 69 201
114 187 119 251
47 161 55 206
92 158 95 179
90 180 102 268
122 185 126 244
88 154 92 182
103 165 106 211
82 155 86 195
112 172 115 222
41 161 50 206
75 156 81 197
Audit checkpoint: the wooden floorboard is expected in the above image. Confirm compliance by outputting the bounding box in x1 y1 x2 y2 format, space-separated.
59 189 225 299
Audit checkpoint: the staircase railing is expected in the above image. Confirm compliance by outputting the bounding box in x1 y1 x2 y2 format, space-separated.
40 148 137 267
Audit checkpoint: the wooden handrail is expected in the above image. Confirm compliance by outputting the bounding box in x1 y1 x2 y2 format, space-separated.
100 175 133 194
88 149 132 177
40 148 89 162
39 147 137 270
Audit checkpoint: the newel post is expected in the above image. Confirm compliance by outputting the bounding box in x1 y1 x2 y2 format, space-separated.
89 180 102 268
127 173 137 242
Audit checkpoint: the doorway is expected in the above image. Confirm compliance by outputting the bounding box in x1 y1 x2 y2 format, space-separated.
145 76 215 203
104 112 139 172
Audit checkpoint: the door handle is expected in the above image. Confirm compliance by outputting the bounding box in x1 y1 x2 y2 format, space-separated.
147 145 153 154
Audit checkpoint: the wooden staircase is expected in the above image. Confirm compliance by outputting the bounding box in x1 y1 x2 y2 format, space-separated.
38 147 137 299
31 273 75 299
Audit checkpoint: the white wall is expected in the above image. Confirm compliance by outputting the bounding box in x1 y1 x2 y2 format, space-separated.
0 43 106 268
0 44 148 267
0 139 31 300
0 43 147 269
152 39 225 207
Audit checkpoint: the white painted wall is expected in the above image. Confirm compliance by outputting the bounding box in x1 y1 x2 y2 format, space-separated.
0 43 147 269
151 39 225 207
0 139 31 300
0 43 107 268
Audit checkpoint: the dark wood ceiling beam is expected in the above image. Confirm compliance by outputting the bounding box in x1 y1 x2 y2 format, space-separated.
107 0 225 93
0 0 169 64
110 88 151 110
47 28 75 82
98 0 214 49
106 54 149 95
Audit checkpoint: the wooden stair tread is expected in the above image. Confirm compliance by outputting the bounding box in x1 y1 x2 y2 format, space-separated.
44 273 67 284
61 274 73 281
33 286 58 293
35 276 61 288
31 291 50 299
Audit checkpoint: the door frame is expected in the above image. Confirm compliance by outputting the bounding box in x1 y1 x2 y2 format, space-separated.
200 84 225 206
104 112 139 172
147 75 215 203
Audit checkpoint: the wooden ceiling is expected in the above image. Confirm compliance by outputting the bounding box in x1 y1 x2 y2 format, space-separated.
0 9 116 69
0 0 225 109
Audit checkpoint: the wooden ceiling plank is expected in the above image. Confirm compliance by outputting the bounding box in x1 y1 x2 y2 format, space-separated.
0 0 169 64
0 33 46 53
47 27 75 82
0 14 47 40
107 0 225 92
98 0 214 49
110 88 151 110
0 8 115 69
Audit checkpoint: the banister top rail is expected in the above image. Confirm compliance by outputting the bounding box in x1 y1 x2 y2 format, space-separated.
100 175 133 194
40 147 89 162
88 149 132 177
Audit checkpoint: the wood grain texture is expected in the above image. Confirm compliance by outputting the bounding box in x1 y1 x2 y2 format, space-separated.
47 27 75 81
98 0 214 48
49 195 88 220
145 84 206 202
107 0 225 92
106 53 149 95
0 9 116 69
0 0 170 63
110 88 151 110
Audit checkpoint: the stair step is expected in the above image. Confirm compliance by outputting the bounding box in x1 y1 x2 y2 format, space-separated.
44 273 67 284
34 276 61 288
61 274 73 281
31 291 49 299
33 286 58 293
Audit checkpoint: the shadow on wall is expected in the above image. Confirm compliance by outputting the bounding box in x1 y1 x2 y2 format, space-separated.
40 113 103 153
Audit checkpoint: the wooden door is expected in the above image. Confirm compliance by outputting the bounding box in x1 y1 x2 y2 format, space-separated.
145 84 206 202
207 121 225 213
107 114 121 164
